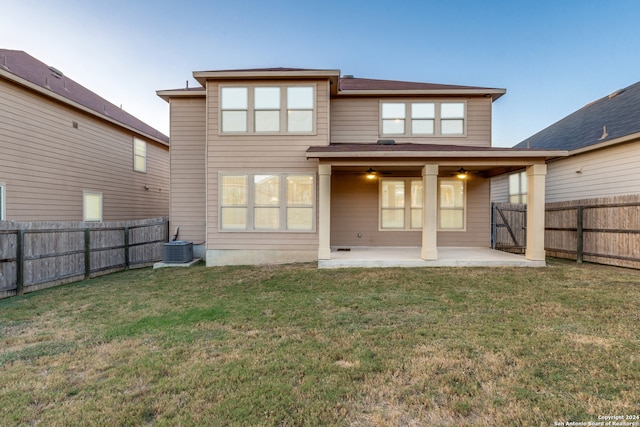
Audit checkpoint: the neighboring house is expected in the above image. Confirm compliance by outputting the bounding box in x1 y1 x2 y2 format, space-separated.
0 49 169 222
158 68 564 266
492 81 640 203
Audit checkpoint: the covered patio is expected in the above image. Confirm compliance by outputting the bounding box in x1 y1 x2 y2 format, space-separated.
307 143 567 267
319 246 546 268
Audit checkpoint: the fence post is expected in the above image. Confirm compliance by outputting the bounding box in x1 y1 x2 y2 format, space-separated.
490 203 496 249
16 230 24 295
84 228 91 279
576 206 583 264
124 226 130 270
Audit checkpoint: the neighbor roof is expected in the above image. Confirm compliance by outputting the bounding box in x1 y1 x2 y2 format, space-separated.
514 81 640 151
0 49 168 145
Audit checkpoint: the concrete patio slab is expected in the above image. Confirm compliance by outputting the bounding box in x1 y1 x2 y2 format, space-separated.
318 247 545 268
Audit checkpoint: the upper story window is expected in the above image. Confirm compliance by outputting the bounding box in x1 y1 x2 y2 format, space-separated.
133 138 146 173
509 171 527 204
220 85 315 134
380 101 466 137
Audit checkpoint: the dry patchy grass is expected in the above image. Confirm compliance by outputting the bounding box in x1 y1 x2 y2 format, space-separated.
0 258 639 426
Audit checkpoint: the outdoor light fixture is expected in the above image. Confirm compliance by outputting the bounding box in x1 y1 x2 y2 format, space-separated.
456 167 468 179
366 167 377 180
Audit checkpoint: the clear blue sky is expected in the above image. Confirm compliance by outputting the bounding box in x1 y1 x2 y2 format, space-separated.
3 0 640 146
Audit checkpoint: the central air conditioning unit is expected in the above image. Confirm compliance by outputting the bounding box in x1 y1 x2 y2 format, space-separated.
163 241 193 263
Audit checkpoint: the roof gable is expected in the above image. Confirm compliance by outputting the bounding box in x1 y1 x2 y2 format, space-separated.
515 81 640 151
0 49 168 144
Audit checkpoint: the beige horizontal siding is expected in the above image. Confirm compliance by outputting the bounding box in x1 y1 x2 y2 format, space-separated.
330 96 492 147
0 79 169 221
169 97 207 243
205 79 329 250
438 177 490 246
546 141 640 202
330 172 491 248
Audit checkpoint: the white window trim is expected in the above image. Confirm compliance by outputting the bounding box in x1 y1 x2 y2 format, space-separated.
218 172 316 233
83 191 103 222
133 137 147 173
378 178 423 231
438 178 466 231
379 100 467 138
0 183 5 221
219 84 317 136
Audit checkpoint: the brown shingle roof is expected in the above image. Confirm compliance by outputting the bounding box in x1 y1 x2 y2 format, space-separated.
339 77 495 92
0 49 168 144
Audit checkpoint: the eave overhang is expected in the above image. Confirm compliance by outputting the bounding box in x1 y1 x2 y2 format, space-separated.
306 143 566 161
156 88 206 102
193 69 341 91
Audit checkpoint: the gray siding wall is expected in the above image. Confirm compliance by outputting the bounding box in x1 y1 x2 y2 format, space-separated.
169 97 207 244
546 141 640 202
331 172 491 247
206 79 330 251
0 79 169 221
330 96 492 146
490 174 509 203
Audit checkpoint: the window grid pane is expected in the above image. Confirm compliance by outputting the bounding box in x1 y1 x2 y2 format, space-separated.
221 87 248 109
287 207 313 230
287 176 313 206
222 111 248 132
222 176 247 206
287 110 313 132
254 87 280 109
382 209 405 229
254 175 279 205
222 207 247 230
255 111 280 132
441 119 464 135
254 207 279 229
287 87 314 109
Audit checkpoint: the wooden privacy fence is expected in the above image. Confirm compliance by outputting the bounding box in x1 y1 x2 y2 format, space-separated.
491 202 526 254
494 195 640 269
0 217 168 299
545 195 640 269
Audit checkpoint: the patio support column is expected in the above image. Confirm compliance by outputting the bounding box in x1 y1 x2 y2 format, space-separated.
318 164 332 260
525 164 547 261
421 164 439 260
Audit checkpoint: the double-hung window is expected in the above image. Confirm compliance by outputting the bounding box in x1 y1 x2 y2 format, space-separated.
220 173 314 231
509 171 528 203
221 87 249 132
380 178 423 230
380 101 466 136
379 178 465 231
220 85 315 134
439 179 465 230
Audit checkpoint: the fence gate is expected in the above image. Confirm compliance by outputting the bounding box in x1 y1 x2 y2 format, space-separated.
491 202 527 254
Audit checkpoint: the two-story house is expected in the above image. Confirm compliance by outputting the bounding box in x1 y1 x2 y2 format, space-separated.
0 49 169 222
158 68 564 267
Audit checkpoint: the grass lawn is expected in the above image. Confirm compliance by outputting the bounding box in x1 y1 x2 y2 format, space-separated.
0 258 639 426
